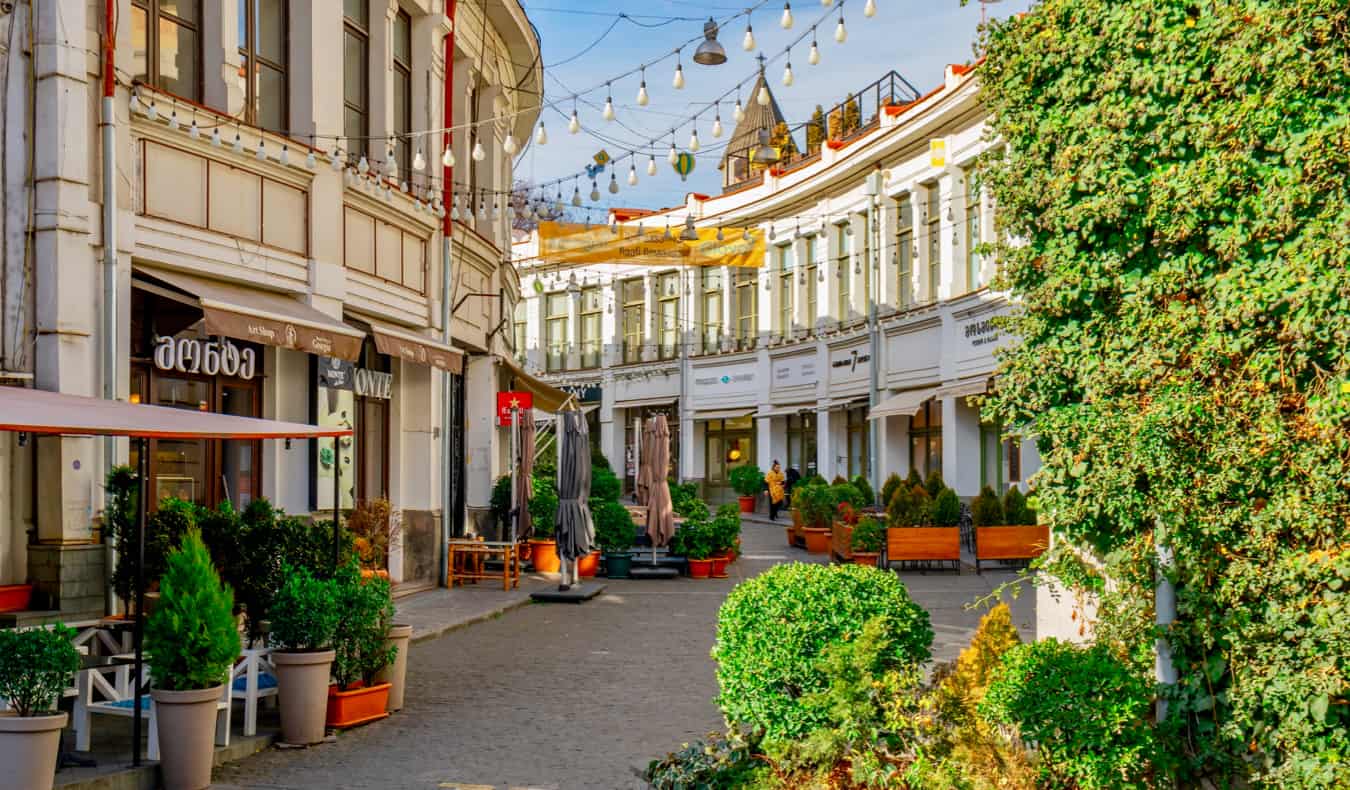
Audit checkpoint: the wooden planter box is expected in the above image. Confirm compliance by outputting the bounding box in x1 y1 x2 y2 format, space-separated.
831 523 853 563
975 525 1050 572
802 527 831 554
886 527 960 571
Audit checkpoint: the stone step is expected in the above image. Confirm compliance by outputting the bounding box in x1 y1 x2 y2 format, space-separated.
628 566 681 580
0 609 65 628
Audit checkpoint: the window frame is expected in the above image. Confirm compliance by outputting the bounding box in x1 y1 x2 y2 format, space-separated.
656 272 680 360
908 399 943 479
237 0 289 131
776 245 795 338
804 235 818 332
701 268 723 355
733 268 758 350
965 174 982 291
895 195 914 309
579 286 602 368
621 278 644 364
544 292 569 372
392 9 413 183
131 0 203 102
835 223 852 324
926 183 942 301
343 0 371 161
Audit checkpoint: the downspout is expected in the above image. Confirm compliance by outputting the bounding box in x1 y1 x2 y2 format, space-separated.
438 0 458 587
101 0 119 615
866 172 881 501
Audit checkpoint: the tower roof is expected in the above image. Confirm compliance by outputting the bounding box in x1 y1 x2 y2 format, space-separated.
719 71 787 175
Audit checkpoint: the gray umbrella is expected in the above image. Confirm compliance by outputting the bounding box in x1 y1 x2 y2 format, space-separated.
554 409 595 562
645 415 675 548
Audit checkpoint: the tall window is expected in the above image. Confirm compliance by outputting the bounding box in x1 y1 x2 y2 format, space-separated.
580 286 601 368
545 293 568 372
734 268 758 349
895 196 914 309
343 0 370 160
777 245 794 338
131 0 202 101
513 301 526 361
835 224 852 323
926 183 941 301
392 11 413 182
965 175 983 290
701 268 723 354
909 399 943 479
846 406 869 480
657 272 680 360
859 213 871 314
622 278 644 363
786 412 817 477
804 235 818 332
237 0 287 131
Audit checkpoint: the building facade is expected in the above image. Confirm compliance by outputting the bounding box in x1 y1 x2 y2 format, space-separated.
0 0 539 619
514 64 1040 505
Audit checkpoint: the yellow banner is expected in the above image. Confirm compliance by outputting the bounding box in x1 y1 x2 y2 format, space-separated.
536 221 764 268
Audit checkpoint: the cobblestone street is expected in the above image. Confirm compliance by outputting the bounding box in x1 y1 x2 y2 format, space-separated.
214 520 1034 790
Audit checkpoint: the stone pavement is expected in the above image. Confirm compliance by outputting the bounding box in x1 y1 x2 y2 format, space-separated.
212 519 1033 790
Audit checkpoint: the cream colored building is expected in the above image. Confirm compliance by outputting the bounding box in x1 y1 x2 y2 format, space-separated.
0 0 539 621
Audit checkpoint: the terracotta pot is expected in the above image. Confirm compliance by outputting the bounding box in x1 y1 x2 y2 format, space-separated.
852 551 881 568
273 649 336 745
687 558 713 579
737 495 756 514
577 550 600 578
0 711 65 790
785 526 797 547
0 584 33 613
374 624 413 712
803 527 831 554
152 685 224 790
359 568 391 581
326 682 391 728
710 554 730 579
529 539 560 573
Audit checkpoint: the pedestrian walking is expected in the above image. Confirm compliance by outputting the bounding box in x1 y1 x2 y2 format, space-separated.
766 460 786 521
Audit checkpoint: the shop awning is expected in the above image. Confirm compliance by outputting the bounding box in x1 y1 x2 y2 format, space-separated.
936 376 992 401
0 385 349 440
823 395 869 411
868 386 941 421
497 356 572 413
613 395 677 410
350 314 464 374
533 404 598 421
692 407 757 421
757 403 818 418
134 265 364 361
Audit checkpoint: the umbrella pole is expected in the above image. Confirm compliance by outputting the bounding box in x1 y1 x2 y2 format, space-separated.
510 407 518 544
131 436 148 767
332 437 341 570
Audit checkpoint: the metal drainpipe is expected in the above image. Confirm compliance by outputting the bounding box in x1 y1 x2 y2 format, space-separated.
438 0 457 587
101 0 119 615
867 185 881 501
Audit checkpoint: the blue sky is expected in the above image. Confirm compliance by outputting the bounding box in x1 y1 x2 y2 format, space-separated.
510 0 1034 215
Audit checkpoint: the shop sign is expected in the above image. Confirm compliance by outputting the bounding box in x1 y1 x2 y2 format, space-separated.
153 335 257 380
318 356 393 399
692 371 755 393
560 384 602 403
497 391 533 425
962 318 1000 350
772 355 817 390
829 346 871 381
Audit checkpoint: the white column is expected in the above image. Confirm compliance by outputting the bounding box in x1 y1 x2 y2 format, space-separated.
641 271 656 361
720 265 734 351
937 173 958 301
814 408 832 480
756 416 772 474
601 277 620 366
565 284 581 370
524 292 543 370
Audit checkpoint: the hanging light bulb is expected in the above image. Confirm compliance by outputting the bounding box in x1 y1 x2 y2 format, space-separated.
672 60 685 90
233 132 245 154
503 132 517 155
608 172 619 194
279 145 291 166
400 180 410 193
757 80 772 106
769 225 777 241
145 99 158 121
835 13 847 43
744 227 752 241
628 161 639 186
451 195 461 220
535 122 548 145
809 35 821 65
255 139 268 161
590 179 601 201
129 89 142 114
568 106 581 134
603 84 615 121
305 149 316 169
210 127 222 147
663 223 672 240
821 0 833 6
712 107 724 138
470 137 485 161
742 20 755 51
330 148 343 170
610 219 619 234
783 60 795 87
668 139 679 166
356 153 369 174
781 1 795 28
734 98 746 122
716 226 724 241
864 0 876 17
571 184 582 207
409 148 424 171
689 127 700 153
477 198 487 220
636 73 650 106
167 108 179 130
647 155 658 176
188 119 200 140
442 146 455 167
492 201 500 220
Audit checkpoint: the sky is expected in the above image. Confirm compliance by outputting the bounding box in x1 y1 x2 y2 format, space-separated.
508 0 1035 216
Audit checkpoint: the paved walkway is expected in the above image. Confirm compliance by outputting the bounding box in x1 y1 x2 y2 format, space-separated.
213 520 1033 790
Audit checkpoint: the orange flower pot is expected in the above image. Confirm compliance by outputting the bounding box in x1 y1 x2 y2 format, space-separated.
710 554 730 579
529 539 560 573
0 584 33 613
803 527 831 554
737 495 756 513
326 682 391 729
852 551 880 568
687 558 713 579
578 550 600 578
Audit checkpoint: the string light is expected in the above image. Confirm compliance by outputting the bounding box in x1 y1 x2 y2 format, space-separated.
609 171 620 194
668 137 679 165
603 83 616 121
636 67 650 106
188 117 200 140
629 161 639 186
279 144 291 166
536 122 548 145
821 0 833 6
712 105 724 138
809 33 821 64
648 154 658 176
782 58 795 86
742 19 756 51
472 137 486 161
233 131 245 154
781 2 794 29
145 98 158 121
757 79 772 106
442 146 455 167
167 108 179 131
129 89 142 114
571 182 582 207
864 0 876 17
834 12 847 43
413 148 426 171
305 149 316 169
503 132 518 155
569 103 581 134
689 126 701 153
734 97 746 122
672 55 686 90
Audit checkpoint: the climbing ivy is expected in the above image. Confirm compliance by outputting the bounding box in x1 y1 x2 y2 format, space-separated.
978 1 1350 785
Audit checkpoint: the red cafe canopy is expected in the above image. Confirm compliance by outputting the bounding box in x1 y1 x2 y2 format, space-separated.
0 386 350 440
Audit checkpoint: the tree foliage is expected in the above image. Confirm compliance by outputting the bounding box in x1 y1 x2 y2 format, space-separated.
144 529 240 691
979 2 1350 784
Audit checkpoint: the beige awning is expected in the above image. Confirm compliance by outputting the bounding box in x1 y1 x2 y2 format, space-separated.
350 314 464 374
497 356 572 413
757 402 818 418
693 407 757 421
868 386 940 420
135 265 364 361
613 395 677 410
936 376 992 401
823 395 869 411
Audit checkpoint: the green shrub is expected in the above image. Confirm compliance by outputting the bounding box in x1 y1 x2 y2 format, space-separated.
644 731 762 789
728 465 765 498
330 561 395 689
1002 486 1035 525
971 486 1005 527
707 504 741 555
982 639 1157 789
274 512 353 579
797 472 826 489
887 484 932 527
590 464 622 502
103 466 140 605
528 474 558 538
794 481 836 529
905 468 923 490
923 470 946 499
850 475 875 508
592 499 635 554
850 515 885 553
829 481 867 512
489 475 512 530
831 475 848 486
268 565 340 651
671 514 714 560
590 444 612 473
931 488 962 527
669 481 708 519
879 473 904 513
0 624 80 716
712 563 933 741
144 529 241 691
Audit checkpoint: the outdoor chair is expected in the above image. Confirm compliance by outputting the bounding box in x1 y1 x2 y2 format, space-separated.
230 647 279 737
73 657 231 760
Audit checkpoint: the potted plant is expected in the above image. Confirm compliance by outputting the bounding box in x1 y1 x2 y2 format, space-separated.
850 515 885 567
794 483 836 554
0 624 80 790
592 500 636 579
830 499 861 561
728 465 764 514
884 478 961 567
326 562 396 729
975 486 1048 572
268 565 340 745
707 505 741 579
144 530 241 790
346 498 396 580
673 518 714 578
374 621 413 713
528 474 560 573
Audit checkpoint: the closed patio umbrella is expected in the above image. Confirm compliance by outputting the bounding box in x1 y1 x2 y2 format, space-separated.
513 408 535 541
554 409 595 566
645 415 675 557
636 417 654 507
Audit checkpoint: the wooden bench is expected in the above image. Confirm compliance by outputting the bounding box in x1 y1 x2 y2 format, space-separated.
447 539 521 590
886 527 960 572
975 525 1049 572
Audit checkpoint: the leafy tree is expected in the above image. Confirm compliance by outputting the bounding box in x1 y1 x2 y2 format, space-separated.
980 2 1350 784
144 530 240 691
970 486 1005 526
767 121 799 160
805 105 827 153
841 94 862 136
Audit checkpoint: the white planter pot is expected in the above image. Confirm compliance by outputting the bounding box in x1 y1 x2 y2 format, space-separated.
0 711 66 790
272 649 335 745
374 623 413 712
151 685 224 790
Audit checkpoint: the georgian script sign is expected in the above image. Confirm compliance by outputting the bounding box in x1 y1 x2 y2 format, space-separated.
153 335 257 379
963 318 999 349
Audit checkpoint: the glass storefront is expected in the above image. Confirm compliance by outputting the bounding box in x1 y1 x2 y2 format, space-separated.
785 412 816 478
909 399 943 480
846 405 870 480
704 415 755 500
313 339 393 511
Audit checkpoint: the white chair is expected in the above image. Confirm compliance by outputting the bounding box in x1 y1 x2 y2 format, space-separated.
229 648 279 737
73 658 231 761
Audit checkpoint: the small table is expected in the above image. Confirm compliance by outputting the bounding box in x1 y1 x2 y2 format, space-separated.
447 539 520 590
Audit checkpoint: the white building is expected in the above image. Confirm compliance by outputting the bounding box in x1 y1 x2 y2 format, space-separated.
0 0 540 620
513 64 1040 505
